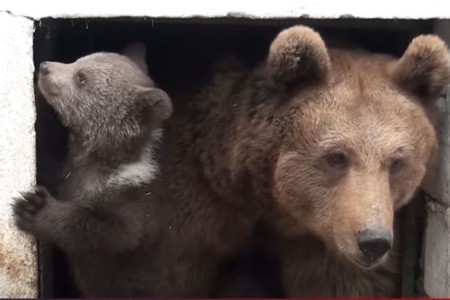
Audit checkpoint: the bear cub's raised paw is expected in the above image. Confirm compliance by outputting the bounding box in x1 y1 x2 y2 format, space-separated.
12 186 53 234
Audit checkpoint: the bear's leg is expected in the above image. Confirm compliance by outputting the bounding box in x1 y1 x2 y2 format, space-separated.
149 247 220 297
149 207 257 296
12 186 145 254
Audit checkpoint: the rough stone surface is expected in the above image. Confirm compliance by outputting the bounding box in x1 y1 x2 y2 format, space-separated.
1 0 450 19
423 20 450 206
422 20 450 298
424 202 450 297
422 89 450 205
0 11 37 298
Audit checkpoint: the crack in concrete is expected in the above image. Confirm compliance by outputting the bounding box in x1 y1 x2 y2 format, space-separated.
0 10 36 21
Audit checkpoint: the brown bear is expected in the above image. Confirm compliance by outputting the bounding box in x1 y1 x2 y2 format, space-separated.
13 43 172 297
266 27 450 297
147 25 450 297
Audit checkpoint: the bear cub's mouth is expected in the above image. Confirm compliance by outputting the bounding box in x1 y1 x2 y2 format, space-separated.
38 78 58 97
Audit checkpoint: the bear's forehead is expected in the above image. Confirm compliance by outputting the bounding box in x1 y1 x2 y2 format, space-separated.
294 95 431 159
74 52 152 86
300 83 424 134
328 50 392 85
76 52 137 70
78 52 126 62
290 50 433 153
318 50 414 111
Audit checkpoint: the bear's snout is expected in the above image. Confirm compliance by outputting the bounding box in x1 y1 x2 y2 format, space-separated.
40 62 50 76
357 227 392 266
37 61 69 98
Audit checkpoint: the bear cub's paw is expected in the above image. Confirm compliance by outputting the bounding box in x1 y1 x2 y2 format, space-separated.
12 186 53 234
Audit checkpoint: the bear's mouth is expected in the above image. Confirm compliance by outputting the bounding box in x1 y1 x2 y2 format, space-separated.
345 252 388 270
38 77 59 98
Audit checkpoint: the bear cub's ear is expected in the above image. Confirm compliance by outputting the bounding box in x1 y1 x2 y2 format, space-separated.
135 86 173 122
267 25 331 85
123 42 149 74
392 35 450 100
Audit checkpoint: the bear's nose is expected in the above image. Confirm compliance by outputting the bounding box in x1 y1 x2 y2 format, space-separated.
357 227 392 264
39 62 50 76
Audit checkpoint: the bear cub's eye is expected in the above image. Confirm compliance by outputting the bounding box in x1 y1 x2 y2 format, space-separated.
390 159 404 175
76 72 86 87
326 152 348 169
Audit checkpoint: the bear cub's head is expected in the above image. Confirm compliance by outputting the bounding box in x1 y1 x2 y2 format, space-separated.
38 43 172 152
269 26 450 268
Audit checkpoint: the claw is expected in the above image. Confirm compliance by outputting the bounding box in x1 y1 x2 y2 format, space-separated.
11 186 49 234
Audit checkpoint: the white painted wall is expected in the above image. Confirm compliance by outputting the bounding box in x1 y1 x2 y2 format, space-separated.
0 11 37 298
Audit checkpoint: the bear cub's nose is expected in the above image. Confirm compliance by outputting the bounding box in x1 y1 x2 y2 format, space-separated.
357 227 392 264
40 62 50 76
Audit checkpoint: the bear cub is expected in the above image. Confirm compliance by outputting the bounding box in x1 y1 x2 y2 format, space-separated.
13 43 172 297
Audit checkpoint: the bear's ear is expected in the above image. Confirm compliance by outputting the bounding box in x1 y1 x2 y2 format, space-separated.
123 42 149 74
392 35 450 100
267 26 331 85
135 86 173 122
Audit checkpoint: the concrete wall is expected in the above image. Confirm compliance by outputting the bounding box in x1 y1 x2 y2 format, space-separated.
421 20 450 298
0 11 37 298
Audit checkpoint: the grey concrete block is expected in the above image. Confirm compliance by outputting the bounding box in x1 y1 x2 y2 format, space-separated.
422 20 450 298
0 11 37 298
421 20 450 205
422 90 450 206
424 202 450 297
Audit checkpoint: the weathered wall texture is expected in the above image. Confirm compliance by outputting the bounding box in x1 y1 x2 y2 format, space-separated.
0 11 37 298
3 0 450 19
422 19 450 298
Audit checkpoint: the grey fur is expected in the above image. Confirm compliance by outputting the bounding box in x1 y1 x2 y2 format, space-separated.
12 44 172 297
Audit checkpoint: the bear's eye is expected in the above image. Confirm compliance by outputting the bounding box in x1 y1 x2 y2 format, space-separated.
76 73 86 86
326 152 348 169
390 159 404 175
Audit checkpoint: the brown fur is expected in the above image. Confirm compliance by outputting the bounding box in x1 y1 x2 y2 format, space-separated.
392 35 450 100
268 26 330 84
268 28 448 297
145 25 450 297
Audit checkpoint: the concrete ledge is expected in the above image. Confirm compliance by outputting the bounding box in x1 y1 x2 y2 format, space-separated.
2 0 450 20
0 11 37 298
